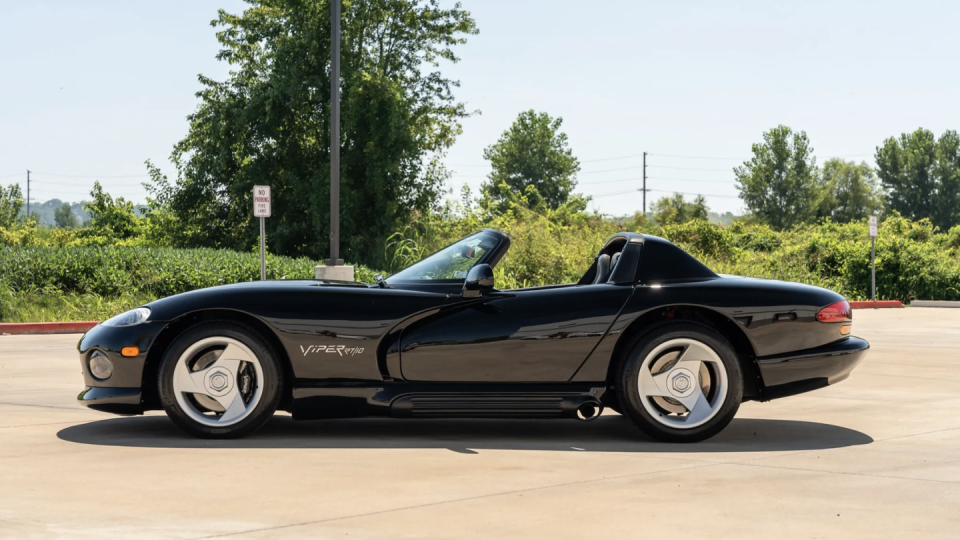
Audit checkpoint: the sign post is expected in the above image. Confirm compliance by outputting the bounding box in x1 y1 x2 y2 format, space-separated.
869 215 877 302
253 186 271 281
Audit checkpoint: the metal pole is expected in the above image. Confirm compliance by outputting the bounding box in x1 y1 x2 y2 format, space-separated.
642 152 647 216
871 236 876 302
260 217 266 281
26 170 30 218
327 0 342 266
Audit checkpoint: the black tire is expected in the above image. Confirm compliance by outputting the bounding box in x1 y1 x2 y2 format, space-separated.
618 322 743 443
158 321 283 439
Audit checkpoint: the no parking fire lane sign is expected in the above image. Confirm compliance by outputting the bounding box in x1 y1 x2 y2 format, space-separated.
254 185 271 218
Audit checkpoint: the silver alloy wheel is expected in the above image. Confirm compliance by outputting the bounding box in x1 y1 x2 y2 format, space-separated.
637 338 729 429
172 336 264 427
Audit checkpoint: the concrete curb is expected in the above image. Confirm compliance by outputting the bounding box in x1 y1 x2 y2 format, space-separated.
0 321 98 335
910 300 960 308
850 300 903 309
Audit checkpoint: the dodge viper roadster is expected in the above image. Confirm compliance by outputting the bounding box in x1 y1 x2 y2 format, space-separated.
77 229 868 442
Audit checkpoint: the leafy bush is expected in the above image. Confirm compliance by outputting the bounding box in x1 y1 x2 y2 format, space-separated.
390 200 621 289
3 213 959 317
0 247 380 298
390 206 960 302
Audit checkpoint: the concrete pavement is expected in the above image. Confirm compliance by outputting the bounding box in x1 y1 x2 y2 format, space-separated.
2 308 959 539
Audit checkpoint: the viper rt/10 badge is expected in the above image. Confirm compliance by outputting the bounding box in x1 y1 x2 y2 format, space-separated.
300 345 365 357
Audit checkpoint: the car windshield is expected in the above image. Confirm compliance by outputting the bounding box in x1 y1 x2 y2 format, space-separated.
390 231 500 281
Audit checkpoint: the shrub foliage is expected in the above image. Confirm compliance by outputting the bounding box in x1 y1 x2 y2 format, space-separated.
1 215 958 318
0 247 378 298
388 207 960 302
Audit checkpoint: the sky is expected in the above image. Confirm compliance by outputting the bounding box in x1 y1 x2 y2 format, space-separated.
2 0 958 216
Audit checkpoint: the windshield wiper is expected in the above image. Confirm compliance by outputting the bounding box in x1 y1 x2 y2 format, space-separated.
375 274 387 288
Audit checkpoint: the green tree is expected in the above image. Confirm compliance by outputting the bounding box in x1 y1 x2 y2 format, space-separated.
875 128 960 230
817 159 883 223
651 193 710 225
160 0 477 266
54 202 78 228
83 182 141 240
735 125 817 229
0 184 24 228
481 110 580 214
689 195 709 221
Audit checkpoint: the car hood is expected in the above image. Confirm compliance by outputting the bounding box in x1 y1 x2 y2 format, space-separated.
143 279 383 320
153 279 371 298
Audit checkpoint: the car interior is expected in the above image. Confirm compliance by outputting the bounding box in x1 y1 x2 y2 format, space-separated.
499 237 630 292
577 237 628 285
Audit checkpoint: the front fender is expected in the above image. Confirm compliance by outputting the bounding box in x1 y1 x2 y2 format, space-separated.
78 322 167 389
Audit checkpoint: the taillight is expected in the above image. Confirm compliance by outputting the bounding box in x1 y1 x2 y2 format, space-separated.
817 300 852 322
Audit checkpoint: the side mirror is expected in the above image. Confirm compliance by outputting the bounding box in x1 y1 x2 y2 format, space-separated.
462 264 494 297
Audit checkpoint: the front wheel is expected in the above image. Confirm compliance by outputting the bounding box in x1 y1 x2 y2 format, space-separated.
158 321 283 439
618 322 743 443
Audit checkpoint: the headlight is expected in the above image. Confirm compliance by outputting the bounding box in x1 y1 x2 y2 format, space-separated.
101 307 151 327
88 350 114 380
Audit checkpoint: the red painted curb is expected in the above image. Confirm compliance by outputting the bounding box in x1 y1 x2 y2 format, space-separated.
0 321 98 335
850 300 903 309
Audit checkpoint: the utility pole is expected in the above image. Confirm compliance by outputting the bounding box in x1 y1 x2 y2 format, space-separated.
642 152 647 216
871 235 876 302
26 170 30 217
869 215 877 302
326 0 342 267
315 0 353 281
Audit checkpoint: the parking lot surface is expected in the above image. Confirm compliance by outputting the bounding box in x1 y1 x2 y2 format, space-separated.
2 308 959 539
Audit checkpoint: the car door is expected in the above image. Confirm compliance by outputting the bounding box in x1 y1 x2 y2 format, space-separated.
398 283 633 382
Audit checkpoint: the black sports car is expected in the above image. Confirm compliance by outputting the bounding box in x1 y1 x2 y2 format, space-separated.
77 229 868 442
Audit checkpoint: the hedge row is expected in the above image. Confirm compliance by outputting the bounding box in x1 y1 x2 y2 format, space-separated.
2 216 958 304
658 216 960 302
0 247 380 298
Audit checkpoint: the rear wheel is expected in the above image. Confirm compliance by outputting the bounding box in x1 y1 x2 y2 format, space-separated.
618 322 742 442
158 321 283 439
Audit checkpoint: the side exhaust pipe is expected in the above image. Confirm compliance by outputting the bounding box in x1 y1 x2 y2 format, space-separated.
576 402 603 421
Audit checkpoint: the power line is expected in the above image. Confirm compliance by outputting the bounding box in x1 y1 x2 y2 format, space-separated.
448 152 647 168
581 152 645 163
452 165 647 176
0 172 22 180
579 176 643 185
30 189 146 198
591 189 640 198
449 151 875 175
648 188 740 199
31 171 152 179
647 153 746 161
33 178 149 186
647 176 735 184
31 186 143 192
30 179 149 188
649 152 875 162
580 165 645 174
648 165 732 172
587 187 741 200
